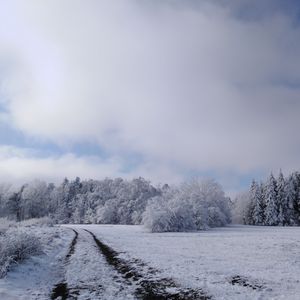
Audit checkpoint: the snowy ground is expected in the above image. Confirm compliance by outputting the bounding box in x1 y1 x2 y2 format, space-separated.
59 228 137 299
0 225 73 299
71 224 300 300
0 224 299 299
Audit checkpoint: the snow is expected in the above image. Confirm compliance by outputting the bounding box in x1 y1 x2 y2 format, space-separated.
0 226 73 299
63 229 136 299
71 224 300 300
1 224 300 299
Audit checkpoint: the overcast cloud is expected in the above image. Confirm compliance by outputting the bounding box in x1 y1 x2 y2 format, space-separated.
0 0 300 193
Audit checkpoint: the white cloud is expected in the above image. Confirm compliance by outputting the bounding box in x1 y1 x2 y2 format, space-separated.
0 145 119 183
0 145 183 185
0 0 300 186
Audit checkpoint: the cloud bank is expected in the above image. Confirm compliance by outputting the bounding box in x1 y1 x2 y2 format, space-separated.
0 0 300 191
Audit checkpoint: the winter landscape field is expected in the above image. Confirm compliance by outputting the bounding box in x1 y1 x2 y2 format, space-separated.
0 223 299 300
2 0 300 299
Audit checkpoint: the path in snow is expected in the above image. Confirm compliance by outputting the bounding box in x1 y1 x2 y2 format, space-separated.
51 229 78 299
73 225 300 300
85 229 209 300
51 228 135 300
52 227 209 300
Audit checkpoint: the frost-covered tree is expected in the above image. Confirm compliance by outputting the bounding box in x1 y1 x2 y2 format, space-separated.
292 172 300 225
142 194 174 233
264 174 278 226
0 183 13 218
21 180 49 220
91 177 159 225
6 185 27 221
252 180 264 225
72 194 86 224
142 188 195 232
7 171 300 229
142 178 231 232
51 178 71 223
232 191 251 224
246 180 257 225
96 199 119 224
237 171 300 227
277 171 287 225
181 179 231 229
285 175 297 225
285 172 300 225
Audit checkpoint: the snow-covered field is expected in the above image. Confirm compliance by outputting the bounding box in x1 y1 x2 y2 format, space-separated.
71 224 300 300
0 224 299 299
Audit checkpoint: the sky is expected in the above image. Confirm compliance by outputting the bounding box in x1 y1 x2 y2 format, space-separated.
0 0 300 196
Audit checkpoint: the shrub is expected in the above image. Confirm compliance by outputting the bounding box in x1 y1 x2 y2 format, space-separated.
0 228 42 278
143 179 231 232
0 218 16 235
143 191 196 233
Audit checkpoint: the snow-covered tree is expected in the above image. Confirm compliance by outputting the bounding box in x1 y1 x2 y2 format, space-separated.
264 174 278 226
293 172 300 225
142 188 195 233
285 175 297 225
72 194 86 224
51 178 71 223
231 191 251 224
244 181 256 225
6 170 300 229
180 179 231 229
252 180 265 225
6 185 27 221
237 171 300 227
0 183 13 218
143 178 231 232
277 171 287 225
21 180 49 220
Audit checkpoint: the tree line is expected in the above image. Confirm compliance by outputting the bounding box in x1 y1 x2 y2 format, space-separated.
0 177 232 231
0 177 160 224
241 171 300 226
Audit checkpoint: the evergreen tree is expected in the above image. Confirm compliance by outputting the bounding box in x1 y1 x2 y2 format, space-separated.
264 173 278 226
260 182 266 221
252 181 264 225
246 180 257 225
285 175 297 225
277 171 287 225
294 172 300 225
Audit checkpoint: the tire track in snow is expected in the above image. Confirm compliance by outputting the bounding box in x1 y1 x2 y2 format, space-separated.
85 229 211 300
53 228 136 299
65 229 78 262
51 229 78 300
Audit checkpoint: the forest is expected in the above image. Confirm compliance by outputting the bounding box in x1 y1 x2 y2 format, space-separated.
1 171 300 232
0 177 231 232
234 171 300 226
